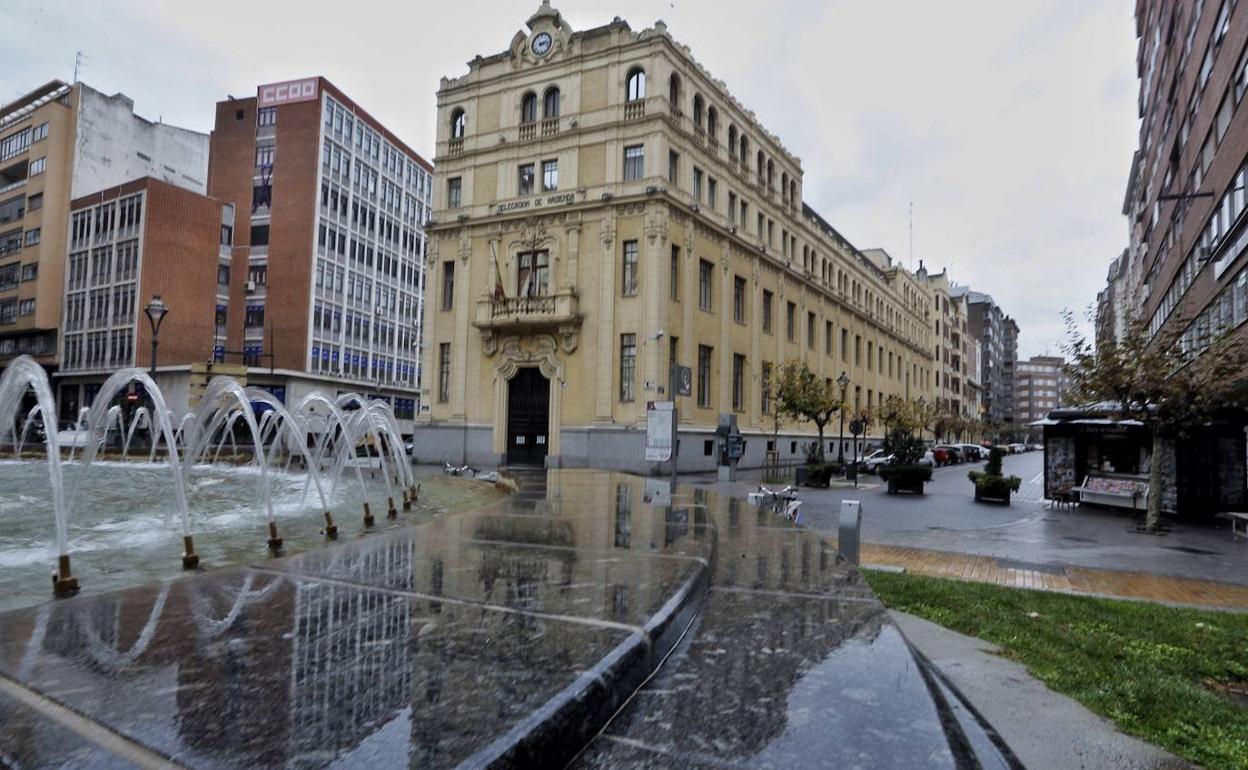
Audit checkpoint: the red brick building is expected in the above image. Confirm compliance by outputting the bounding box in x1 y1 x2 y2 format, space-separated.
1121 1 1248 356
207 77 433 427
57 177 233 418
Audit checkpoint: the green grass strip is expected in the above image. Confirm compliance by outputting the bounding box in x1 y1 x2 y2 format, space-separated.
863 570 1248 770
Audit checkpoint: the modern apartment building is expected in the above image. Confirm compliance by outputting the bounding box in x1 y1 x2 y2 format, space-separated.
916 267 976 422
206 78 433 428
420 3 936 470
1106 1 1248 357
950 286 1018 429
1000 316 1019 430
56 177 234 418
1015 355 1070 437
0 80 208 372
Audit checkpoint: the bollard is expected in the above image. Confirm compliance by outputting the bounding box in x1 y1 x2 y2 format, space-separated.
363 502 375 528
53 554 80 598
387 497 398 519
182 535 200 570
838 500 862 566
267 521 284 553
323 511 339 540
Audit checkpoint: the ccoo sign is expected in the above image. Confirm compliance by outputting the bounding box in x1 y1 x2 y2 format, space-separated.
258 78 319 107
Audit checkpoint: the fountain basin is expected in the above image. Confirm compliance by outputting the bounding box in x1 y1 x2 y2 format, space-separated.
0 470 1010 769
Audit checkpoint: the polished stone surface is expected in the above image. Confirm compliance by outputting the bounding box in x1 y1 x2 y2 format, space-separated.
0 469 988 768
574 591 961 770
0 689 138 769
0 571 635 769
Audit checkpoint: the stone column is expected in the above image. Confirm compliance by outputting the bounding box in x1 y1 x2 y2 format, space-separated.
717 239 731 414
643 204 667 404
594 212 616 423
451 228 472 421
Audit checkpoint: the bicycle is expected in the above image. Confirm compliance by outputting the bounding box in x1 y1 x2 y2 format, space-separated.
753 484 803 524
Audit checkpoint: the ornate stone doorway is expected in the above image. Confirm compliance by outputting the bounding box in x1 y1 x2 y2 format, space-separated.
506 367 550 466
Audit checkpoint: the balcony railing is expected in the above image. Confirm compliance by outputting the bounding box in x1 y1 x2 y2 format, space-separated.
519 123 536 141
541 118 560 137
448 137 464 156
473 290 582 333
623 101 645 121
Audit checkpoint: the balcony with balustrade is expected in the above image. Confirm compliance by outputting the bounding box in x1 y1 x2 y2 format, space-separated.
473 290 583 352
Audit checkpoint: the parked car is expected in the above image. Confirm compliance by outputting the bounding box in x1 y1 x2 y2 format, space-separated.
958 443 983 462
864 447 935 472
934 444 963 464
1008 442 1026 454
931 446 950 466
862 449 892 473
55 420 94 449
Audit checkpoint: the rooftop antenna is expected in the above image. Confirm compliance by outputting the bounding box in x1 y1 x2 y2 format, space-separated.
73 51 87 84
908 201 914 270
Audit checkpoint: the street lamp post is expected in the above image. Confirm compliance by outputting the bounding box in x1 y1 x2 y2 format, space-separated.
836 371 849 464
144 295 169 376
142 295 196 567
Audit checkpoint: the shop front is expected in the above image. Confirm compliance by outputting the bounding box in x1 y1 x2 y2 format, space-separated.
1041 406 1247 519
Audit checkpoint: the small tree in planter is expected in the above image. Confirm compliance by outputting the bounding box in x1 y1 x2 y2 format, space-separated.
877 396 934 495
775 360 843 485
968 446 1020 503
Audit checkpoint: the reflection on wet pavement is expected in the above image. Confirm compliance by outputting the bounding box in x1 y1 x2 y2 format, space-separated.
0 469 980 769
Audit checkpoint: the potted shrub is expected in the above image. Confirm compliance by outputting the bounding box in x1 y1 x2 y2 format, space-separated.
879 462 932 495
800 441 835 488
872 397 934 495
969 447 1021 504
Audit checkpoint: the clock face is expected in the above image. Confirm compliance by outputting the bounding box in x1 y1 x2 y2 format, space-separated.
531 32 553 56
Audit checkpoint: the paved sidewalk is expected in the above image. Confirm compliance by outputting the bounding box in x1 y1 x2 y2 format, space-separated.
891 611 1196 770
690 451 1248 605
858 542 1248 610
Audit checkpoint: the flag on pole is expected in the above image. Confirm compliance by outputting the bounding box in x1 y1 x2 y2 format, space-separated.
489 240 505 301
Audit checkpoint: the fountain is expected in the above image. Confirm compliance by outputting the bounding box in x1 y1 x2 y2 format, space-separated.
0 355 420 605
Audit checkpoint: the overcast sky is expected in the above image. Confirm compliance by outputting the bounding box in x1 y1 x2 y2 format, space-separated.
4 0 1138 358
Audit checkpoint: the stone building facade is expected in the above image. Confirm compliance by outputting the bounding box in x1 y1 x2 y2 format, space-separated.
419 4 937 471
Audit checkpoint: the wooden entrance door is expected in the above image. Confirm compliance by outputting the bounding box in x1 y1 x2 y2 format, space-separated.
506 368 550 466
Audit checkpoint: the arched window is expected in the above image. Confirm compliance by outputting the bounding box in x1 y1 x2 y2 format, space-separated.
450 108 466 139
692 95 704 128
520 93 537 124
543 87 560 118
668 73 681 111
756 150 765 179
626 68 646 101
781 172 789 201
707 106 718 139
740 135 749 164
789 180 797 208
766 159 774 188
727 125 737 159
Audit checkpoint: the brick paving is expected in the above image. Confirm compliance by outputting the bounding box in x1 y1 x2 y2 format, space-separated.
856 542 1248 610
